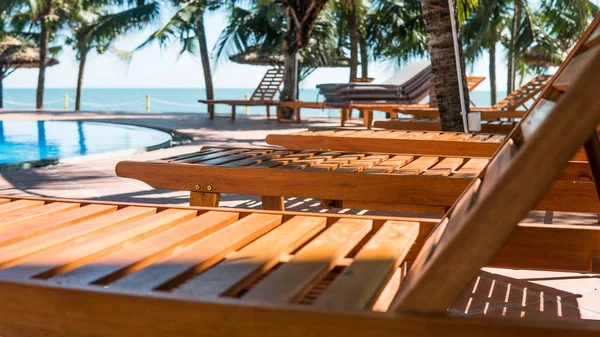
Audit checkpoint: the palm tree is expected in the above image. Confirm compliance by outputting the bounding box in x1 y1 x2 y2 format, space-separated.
141 0 221 116
9 0 71 109
216 0 332 119
462 0 508 104
276 0 330 118
67 0 159 110
420 0 471 132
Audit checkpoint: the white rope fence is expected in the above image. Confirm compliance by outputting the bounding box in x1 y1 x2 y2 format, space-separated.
67 98 143 108
3 94 247 112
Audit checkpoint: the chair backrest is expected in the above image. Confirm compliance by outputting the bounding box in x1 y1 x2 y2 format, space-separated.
466 76 486 92
381 61 431 86
250 66 285 101
390 14 600 314
492 74 552 110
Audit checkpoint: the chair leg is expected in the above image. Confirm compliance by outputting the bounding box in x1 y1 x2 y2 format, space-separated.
262 196 285 211
295 108 301 124
208 104 214 119
364 110 373 129
190 191 220 207
266 105 271 118
231 105 236 120
341 108 347 127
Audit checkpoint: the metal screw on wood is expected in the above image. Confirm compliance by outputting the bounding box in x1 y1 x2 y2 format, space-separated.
195 185 201 190
207 185 213 191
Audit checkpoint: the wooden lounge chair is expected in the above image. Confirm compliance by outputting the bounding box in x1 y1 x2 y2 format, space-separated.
199 66 283 120
277 76 485 127
373 74 551 133
265 128 587 160
116 17 600 215
3 39 600 333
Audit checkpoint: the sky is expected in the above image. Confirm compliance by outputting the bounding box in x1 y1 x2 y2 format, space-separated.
4 7 511 92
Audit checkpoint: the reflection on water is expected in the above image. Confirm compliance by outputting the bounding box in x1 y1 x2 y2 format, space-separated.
0 120 171 165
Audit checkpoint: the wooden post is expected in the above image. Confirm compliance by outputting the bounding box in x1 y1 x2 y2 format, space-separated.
266 105 270 118
231 105 236 120
209 104 214 119
295 107 301 124
261 196 285 211
190 191 220 207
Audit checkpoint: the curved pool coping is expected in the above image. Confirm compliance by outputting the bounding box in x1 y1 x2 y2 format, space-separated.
0 120 192 171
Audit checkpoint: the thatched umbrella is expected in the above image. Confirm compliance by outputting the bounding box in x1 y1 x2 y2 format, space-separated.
522 44 568 68
229 46 350 80
0 36 59 108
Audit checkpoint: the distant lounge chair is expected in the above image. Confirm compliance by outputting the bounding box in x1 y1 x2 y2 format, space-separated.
116 16 600 216
3 17 600 335
199 66 283 120
374 74 551 133
278 75 485 127
318 61 433 105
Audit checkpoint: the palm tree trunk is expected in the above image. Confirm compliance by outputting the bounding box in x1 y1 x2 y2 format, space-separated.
507 0 521 94
347 1 359 81
281 51 299 119
359 34 368 78
36 21 50 109
196 9 215 116
421 0 470 132
75 50 87 111
489 43 497 105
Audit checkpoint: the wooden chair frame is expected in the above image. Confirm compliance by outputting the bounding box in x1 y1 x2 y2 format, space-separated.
200 67 283 120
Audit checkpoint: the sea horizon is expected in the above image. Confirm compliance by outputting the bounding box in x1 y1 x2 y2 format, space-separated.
3 88 504 118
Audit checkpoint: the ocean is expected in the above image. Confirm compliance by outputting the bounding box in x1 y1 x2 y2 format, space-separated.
3 88 504 119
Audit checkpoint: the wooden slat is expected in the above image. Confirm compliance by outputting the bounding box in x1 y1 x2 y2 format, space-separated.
314 221 419 310
0 198 10 205
421 158 464 176
363 156 414 173
109 213 283 291
52 211 239 286
242 218 372 303
0 200 45 216
0 202 80 230
0 207 156 270
452 159 488 178
521 99 556 140
174 216 326 298
0 205 117 249
223 151 292 167
9 209 198 280
553 45 600 91
177 149 250 164
392 157 439 175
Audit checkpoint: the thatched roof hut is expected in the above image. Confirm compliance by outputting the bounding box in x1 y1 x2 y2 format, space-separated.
0 36 59 71
229 46 350 68
522 44 567 68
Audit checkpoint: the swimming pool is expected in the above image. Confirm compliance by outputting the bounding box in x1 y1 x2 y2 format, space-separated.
0 120 172 166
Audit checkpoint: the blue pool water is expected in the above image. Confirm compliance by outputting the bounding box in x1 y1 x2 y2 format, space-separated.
0 120 172 165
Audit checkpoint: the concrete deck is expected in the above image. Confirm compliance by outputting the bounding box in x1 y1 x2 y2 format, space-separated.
0 109 599 322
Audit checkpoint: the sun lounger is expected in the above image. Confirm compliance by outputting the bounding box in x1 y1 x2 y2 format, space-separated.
199 66 283 120
2 187 600 336
374 75 551 133
279 76 485 127
3 26 600 333
318 61 432 105
117 17 600 215
265 128 588 160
